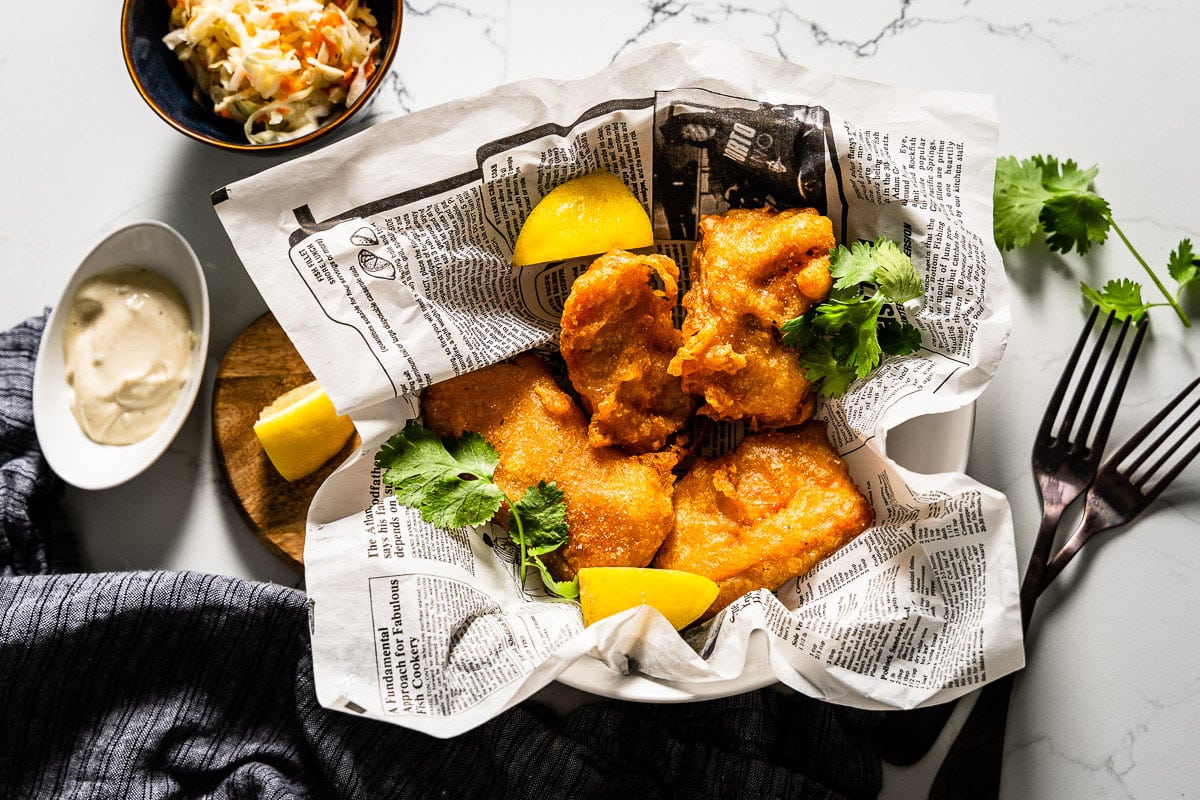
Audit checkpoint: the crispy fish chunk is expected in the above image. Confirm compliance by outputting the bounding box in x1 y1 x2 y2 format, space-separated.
421 353 676 580
669 207 834 429
652 423 873 617
559 250 698 454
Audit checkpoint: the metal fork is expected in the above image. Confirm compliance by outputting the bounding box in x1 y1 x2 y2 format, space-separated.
872 309 1145 766
1020 308 1147 627
1040 374 1200 588
919 308 1144 791
929 373 1200 800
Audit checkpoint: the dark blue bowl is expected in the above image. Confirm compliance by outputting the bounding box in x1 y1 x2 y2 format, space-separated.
121 0 402 153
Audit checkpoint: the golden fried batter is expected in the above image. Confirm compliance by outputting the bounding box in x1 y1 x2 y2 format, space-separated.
652 423 873 616
669 207 834 429
421 353 676 580
559 250 698 454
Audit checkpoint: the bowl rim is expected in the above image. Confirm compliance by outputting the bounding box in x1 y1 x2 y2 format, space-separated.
120 0 404 153
33 220 212 490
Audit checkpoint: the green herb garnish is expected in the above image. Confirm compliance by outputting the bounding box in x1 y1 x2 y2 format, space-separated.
993 155 1196 326
782 237 924 397
376 420 578 599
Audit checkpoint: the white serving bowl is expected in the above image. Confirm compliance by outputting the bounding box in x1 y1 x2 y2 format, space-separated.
33 221 210 490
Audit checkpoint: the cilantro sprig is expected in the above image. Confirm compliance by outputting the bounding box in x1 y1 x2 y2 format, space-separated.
782 237 924 397
376 420 578 599
994 155 1196 326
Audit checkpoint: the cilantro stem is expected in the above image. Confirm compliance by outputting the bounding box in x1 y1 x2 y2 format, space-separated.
501 489 529 582
1109 218 1192 327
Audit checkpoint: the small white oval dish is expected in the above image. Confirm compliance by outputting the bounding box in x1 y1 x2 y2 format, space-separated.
33 221 211 490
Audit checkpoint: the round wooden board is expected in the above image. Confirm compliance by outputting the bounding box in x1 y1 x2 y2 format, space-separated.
212 312 360 572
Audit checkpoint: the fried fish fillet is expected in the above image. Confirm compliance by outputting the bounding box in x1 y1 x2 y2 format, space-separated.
669 207 834 429
652 423 873 616
421 353 676 580
559 250 698 454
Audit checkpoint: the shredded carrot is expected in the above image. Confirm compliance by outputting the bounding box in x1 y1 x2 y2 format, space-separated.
279 76 304 96
164 0 382 144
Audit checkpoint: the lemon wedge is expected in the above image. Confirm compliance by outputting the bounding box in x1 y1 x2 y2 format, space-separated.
511 170 654 266
578 567 720 630
253 379 355 482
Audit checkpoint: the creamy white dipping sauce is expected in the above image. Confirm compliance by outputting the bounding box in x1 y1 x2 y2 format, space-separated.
62 267 195 445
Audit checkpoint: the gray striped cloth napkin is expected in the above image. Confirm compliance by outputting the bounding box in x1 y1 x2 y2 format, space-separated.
0 312 882 799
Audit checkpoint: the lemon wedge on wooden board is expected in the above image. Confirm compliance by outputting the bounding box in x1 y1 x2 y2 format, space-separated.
511 171 654 266
253 380 355 482
578 567 720 630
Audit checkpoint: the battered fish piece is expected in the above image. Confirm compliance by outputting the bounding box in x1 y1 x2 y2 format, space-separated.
560 250 698 454
669 207 834 429
421 353 676 580
652 423 873 616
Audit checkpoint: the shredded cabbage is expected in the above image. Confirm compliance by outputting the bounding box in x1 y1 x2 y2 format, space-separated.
163 0 382 145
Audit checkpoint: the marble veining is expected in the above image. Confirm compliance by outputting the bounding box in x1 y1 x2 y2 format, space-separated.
5 2 1199 798
1008 672 1200 799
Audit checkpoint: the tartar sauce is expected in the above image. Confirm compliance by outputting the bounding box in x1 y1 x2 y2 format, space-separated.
63 268 195 445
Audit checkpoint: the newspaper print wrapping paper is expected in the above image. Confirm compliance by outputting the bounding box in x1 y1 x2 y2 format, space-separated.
214 41 1020 738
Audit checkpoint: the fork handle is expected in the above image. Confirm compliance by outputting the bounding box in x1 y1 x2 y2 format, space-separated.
1040 500 1124 591
1019 510 1064 630
1041 526 1087 589
927 671 1018 800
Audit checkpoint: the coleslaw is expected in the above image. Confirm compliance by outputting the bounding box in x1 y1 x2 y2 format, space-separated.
163 0 382 145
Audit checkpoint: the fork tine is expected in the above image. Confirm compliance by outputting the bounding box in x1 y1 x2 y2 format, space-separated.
1143 438 1200 502
1130 394 1200 496
1074 318 1146 451
1037 306 1102 441
1112 376 1200 476
1040 377 1200 592
1055 309 1115 443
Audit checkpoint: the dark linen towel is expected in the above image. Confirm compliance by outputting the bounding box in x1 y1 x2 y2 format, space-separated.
0 572 882 800
0 311 76 577
0 314 882 799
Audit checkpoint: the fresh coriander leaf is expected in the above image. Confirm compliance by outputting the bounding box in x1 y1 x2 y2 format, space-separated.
1041 191 1111 255
998 153 1192 328
377 421 504 528
512 481 569 556
878 319 922 355
448 432 500 481
784 235 926 397
530 558 580 600
376 420 455 491
377 424 578 600
377 422 477 506
810 295 881 331
994 155 1111 255
419 475 505 529
812 297 883 377
872 239 923 303
1168 238 1200 292
1081 278 1149 323
1034 155 1098 194
994 156 1051 250
799 339 859 397
829 241 879 289
851 338 883 378
829 283 864 304
780 313 818 350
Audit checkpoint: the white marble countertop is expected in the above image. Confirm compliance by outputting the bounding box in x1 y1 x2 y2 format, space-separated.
5 2 1200 797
